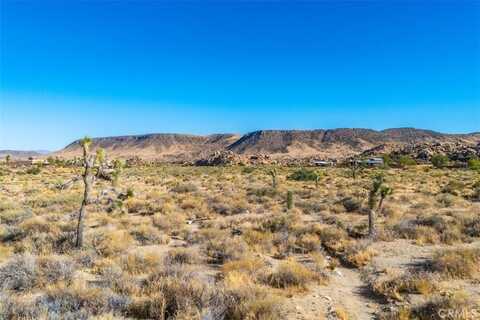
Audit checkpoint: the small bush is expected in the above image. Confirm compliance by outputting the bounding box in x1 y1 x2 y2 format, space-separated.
171 183 198 193
341 197 362 212
431 154 449 168
288 168 318 182
430 248 480 279
264 258 316 289
0 254 37 291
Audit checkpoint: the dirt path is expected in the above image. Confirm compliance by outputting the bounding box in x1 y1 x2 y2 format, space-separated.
279 266 377 320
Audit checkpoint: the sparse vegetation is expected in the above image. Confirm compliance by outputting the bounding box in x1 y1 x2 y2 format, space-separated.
1 161 479 319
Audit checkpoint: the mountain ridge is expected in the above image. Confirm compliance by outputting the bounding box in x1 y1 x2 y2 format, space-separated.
53 128 480 161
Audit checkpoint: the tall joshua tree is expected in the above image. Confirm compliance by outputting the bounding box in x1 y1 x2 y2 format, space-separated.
368 174 393 239
76 137 95 248
5 154 11 165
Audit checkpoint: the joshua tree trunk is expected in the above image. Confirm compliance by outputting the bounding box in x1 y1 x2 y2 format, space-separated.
76 138 94 248
368 209 377 238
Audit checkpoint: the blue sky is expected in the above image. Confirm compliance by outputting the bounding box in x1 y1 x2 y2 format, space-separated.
1 1 479 151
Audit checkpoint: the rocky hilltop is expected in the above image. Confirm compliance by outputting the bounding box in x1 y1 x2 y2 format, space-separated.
55 128 480 162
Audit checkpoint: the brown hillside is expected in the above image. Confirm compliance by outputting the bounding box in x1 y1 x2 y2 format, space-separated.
55 128 480 161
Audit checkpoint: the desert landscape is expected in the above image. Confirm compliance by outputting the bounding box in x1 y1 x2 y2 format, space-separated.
2 1 479 319
1 128 479 319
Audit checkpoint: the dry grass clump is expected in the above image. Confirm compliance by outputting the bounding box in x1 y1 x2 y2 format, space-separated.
429 248 480 279
368 269 439 301
210 271 281 320
0 254 76 292
90 229 134 257
130 224 170 245
118 251 162 275
379 291 479 320
205 235 249 263
208 195 249 216
0 254 37 291
171 183 198 193
342 242 376 267
131 264 210 319
242 229 275 254
264 258 319 289
36 282 124 318
165 248 201 265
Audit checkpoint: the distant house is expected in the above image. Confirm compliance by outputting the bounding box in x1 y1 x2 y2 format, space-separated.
360 157 384 166
312 159 335 167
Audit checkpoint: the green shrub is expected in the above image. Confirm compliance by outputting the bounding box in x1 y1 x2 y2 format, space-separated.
431 154 449 168
398 155 416 167
468 157 480 171
288 168 318 181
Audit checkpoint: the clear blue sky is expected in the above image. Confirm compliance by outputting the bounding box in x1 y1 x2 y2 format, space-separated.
1 1 479 150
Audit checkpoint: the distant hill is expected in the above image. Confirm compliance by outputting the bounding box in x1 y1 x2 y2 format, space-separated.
55 128 480 161
57 133 240 161
0 150 50 159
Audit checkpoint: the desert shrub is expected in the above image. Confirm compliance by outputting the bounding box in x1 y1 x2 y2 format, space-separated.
288 168 318 181
393 221 441 244
119 251 162 275
264 258 317 289
130 224 169 245
315 226 348 254
25 165 41 175
369 270 438 301
467 157 480 171
393 291 480 320
165 248 201 265
37 255 76 285
431 154 449 168
260 213 299 233
140 265 211 319
0 208 32 225
36 283 120 318
341 197 362 212
247 187 277 198
0 254 37 291
210 271 281 320
0 294 42 319
441 180 465 196
242 229 274 253
295 234 321 253
0 225 25 242
125 294 166 319
152 212 185 234
398 155 416 167
429 248 480 279
222 257 269 280
171 183 198 193
209 196 249 216
342 242 376 267
91 229 134 257
205 236 249 263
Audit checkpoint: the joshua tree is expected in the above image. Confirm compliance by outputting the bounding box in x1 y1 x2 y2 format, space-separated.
367 174 393 239
5 154 11 165
75 137 96 248
287 190 293 210
349 159 364 180
268 167 277 189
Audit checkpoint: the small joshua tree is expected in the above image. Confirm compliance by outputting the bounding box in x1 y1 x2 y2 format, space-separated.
5 154 10 165
367 174 393 239
349 159 364 180
75 137 96 248
268 167 277 189
287 190 293 210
